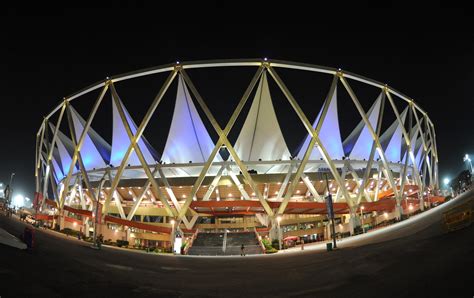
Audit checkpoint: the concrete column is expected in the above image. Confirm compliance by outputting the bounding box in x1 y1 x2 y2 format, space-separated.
394 202 403 220
85 219 90 237
269 218 278 241
277 221 282 250
59 211 65 231
223 229 227 253
348 210 358 235
419 193 425 211
269 216 283 249
52 214 57 230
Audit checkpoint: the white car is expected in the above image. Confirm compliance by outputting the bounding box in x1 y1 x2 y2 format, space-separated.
25 215 36 225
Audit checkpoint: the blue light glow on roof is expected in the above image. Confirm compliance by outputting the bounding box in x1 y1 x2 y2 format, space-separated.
51 157 63 181
110 96 157 167
415 138 423 169
402 125 420 167
378 107 408 163
69 107 108 170
49 122 79 175
346 93 382 160
297 86 345 160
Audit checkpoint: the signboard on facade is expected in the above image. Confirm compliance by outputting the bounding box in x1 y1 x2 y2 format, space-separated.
325 194 334 219
173 236 182 254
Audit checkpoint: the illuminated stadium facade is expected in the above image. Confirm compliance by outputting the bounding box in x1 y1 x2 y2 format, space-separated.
34 59 440 252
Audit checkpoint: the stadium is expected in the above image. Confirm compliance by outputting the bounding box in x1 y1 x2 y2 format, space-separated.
34 59 441 255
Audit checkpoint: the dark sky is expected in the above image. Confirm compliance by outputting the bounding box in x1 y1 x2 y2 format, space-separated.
1 4 473 198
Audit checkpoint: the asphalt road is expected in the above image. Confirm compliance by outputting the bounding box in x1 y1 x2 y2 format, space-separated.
0 215 473 297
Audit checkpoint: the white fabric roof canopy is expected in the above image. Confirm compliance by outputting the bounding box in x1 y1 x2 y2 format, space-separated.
161 75 222 165
69 106 110 170
234 72 290 162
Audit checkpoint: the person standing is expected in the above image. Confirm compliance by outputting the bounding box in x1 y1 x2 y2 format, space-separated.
301 239 305 250
241 244 245 256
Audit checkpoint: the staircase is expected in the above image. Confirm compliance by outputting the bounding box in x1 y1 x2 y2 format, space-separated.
187 233 225 256
187 232 263 256
226 232 262 255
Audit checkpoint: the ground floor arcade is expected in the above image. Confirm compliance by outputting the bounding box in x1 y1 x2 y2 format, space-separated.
33 195 445 254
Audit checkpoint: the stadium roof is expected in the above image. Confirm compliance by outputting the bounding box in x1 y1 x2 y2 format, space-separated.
43 61 435 190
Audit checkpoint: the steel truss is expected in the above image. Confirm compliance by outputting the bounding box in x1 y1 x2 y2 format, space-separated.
35 59 438 231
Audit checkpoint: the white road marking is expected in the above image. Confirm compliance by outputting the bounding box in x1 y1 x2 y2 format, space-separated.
160 266 190 271
106 264 133 271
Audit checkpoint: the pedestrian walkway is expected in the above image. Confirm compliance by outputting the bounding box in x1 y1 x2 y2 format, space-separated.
0 227 27 249
283 189 474 254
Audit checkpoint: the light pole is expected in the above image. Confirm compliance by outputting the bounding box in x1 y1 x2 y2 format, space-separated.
9 173 15 188
276 216 282 250
6 173 15 208
93 177 106 249
324 173 337 249
360 205 365 233
170 219 176 253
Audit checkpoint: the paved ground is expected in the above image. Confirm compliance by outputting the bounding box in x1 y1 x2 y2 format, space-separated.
0 225 26 249
0 215 473 297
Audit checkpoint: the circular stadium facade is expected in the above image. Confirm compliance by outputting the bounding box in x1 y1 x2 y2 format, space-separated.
34 59 440 253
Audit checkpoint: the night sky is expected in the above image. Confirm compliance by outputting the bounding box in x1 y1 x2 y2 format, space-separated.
1 5 473 199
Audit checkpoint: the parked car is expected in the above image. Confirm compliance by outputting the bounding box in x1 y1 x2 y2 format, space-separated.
25 215 37 225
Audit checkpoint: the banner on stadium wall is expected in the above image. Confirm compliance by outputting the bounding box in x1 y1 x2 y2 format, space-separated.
64 216 83 225
35 214 54 221
104 215 172 234
63 205 93 217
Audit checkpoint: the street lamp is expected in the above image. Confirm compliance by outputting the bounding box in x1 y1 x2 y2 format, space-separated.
13 194 24 208
443 178 450 187
442 177 455 197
